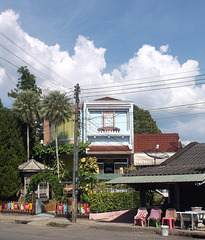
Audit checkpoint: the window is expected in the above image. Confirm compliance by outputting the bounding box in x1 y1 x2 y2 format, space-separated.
103 112 114 128
97 158 128 174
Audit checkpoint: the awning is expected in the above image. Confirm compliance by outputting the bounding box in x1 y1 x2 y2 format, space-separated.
86 145 132 155
95 173 122 181
106 174 205 184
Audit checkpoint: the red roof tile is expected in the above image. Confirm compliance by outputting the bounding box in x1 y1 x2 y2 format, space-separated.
94 97 120 101
87 145 132 155
89 145 130 151
134 133 181 153
125 142 205 176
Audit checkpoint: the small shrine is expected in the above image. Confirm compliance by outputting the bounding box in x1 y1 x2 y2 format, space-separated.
18 158 52 200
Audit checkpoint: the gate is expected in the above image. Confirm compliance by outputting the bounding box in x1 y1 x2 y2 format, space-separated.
35 199 42 215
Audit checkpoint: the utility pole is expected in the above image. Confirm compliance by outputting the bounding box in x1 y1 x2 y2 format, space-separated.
72 83 80 223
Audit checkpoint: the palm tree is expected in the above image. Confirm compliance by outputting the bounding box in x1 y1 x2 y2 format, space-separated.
13 90 40 161
41 91 72 179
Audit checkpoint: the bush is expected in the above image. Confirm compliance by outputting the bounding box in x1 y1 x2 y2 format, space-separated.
26 172 64 201
87 190 140 213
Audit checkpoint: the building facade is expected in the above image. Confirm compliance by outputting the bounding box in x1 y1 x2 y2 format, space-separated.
82 97 134 174
134 133 181 166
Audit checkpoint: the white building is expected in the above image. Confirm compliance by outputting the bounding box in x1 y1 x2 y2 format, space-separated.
82 97 134 174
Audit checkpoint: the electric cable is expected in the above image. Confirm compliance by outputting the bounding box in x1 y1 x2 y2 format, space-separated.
0 31 74 88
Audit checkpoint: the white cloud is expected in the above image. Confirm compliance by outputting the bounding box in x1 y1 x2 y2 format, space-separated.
0 9 205 143
160 45 169 53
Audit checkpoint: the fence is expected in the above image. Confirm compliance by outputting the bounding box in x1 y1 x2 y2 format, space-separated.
42 202 56 212
56 202 90 217
1 201 35 215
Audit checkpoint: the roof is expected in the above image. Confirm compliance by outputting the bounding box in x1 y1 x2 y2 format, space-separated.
86 145 132 155
95 97 120 101
106 142 205 185
107 174 205 184
128 142 205 176
95 173 122 180
134 133 181 153
18 159 51 172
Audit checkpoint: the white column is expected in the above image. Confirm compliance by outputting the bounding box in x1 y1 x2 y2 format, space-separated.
24 177 27 195
46 182 49 198
38 183 40 199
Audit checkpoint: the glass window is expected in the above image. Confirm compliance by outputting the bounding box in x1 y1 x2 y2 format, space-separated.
103 112 114 128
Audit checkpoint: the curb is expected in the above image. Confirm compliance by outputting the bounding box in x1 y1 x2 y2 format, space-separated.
1 213 205 238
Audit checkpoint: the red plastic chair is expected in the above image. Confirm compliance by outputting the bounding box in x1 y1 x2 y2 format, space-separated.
134 207 148 227
162 208 177 229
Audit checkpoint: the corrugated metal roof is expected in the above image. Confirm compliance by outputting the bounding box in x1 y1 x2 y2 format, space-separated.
95 173 122 180
106 174 205 184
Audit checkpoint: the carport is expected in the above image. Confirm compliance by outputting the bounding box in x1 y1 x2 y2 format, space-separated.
107 173 205 210
106 142 205 211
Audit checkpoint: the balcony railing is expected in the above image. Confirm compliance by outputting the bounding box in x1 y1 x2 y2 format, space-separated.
97 127 120 133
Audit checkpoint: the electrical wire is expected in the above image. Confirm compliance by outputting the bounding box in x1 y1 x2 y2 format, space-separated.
81 81 205 99
2 31 205 125
0 49 74 95
81 74 204 91
148 101 205 112
0 43 74 92
0 31 74 88
80 77 205 96
0 62 16 86
80 69 202 87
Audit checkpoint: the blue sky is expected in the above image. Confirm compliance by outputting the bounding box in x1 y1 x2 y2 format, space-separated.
1 0 205 70
1 0 205 143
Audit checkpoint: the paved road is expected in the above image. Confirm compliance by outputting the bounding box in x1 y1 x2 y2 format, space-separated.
0 222 195 240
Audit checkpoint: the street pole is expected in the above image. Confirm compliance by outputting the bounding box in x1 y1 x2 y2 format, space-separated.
72 83 80 223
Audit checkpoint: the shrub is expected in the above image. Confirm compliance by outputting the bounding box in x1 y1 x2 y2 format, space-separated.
87 190 140 213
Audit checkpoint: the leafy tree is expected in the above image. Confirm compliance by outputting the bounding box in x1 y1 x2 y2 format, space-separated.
51 157 70 180
133 105 161 134
78 157 98 202
8 66 42 98
41 91 72 179
26 172 64 201
13 90 41 161
33 141 90 163
33 141 90 181
8 66 43 155
0 108 26 200
0 99 3 108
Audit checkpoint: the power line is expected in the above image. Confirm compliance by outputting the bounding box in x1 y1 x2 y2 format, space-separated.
0 62 16 86
155 111 205 121
81 74 204 91
148 101 205 112
81 80 205 99
80 69 202 87
0 46 73 93
81 76 205 96
0 56 19 68
0 31 74 88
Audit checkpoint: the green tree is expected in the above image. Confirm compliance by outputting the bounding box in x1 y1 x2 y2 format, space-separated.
33 141 90 163
0 108 26 200
8 66 43 153
13 90 41 161
8 66 42 98
26 172 64 201
0 99 3 108
133 105 161 134
41 91 72 179
78 157 98 201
